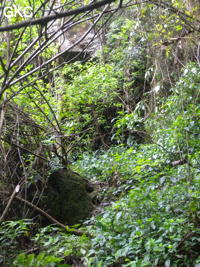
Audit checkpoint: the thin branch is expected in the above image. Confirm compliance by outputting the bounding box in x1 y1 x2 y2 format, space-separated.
0 0 116 32
1 137 50 162
2 4 109 92
6 12 91 90
148 0 200 32
0 191 89 236
3 9 116 104
0 56 7 74
0 184 20 223
7 0 52 69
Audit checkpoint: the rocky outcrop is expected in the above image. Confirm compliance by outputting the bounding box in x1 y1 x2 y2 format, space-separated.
44 168 93 225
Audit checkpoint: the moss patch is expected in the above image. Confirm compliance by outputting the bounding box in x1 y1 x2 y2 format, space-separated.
44 168 93 225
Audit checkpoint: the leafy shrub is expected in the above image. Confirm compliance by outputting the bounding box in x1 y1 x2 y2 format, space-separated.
112 111 146 145
0 219 33 265
11 225 90 266
147 62 200 157
73 143 170 184
61 62 121 150
85 167 200 266
73 72 200 265
12 252 67 267
32 225 89 258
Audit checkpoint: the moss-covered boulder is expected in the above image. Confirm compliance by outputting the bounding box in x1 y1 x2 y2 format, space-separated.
44 168 93 225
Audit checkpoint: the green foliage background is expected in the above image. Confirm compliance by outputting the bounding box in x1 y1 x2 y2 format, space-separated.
0 0 200 266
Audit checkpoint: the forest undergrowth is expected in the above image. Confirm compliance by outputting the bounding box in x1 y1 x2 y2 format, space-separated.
0 1 200 266
1 62 200 267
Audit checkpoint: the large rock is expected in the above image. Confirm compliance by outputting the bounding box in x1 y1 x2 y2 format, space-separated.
44 168 93 225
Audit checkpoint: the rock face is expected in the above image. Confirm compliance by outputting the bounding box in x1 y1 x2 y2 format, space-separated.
44 168 93 225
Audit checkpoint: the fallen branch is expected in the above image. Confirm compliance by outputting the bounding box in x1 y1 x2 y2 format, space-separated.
0 191 91 237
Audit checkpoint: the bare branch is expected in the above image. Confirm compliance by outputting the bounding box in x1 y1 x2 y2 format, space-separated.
0 184 20 223
0 190 90 236
1 4 109 94
0 56 7 74
3 9 116 104
0 0 116 32
1 137 50 162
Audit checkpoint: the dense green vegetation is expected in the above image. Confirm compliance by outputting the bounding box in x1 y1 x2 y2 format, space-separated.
0 0 200 266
